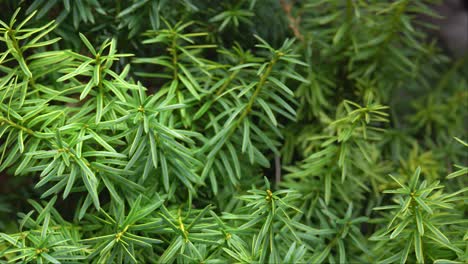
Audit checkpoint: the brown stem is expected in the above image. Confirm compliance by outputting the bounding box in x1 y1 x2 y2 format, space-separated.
280 0 304 41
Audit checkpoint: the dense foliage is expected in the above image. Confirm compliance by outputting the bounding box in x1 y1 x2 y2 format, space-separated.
0 0 466 263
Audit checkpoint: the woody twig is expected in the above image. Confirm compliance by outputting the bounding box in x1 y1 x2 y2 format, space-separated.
280 0 304 41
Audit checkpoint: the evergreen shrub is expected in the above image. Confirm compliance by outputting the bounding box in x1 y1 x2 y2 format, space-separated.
0 0 466 263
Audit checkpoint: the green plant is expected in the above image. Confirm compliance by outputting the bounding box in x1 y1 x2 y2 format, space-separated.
371 167 466 263
1 0 467 263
